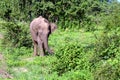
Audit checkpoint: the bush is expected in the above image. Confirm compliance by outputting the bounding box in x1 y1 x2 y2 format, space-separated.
52 42 91 75
0 21 32 48
4 47 32 67
90 31 120 80
59 70 93 80
94 63 120 80
93 32 120 61
103 2 120 32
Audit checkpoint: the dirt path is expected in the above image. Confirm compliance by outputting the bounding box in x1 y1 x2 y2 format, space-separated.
0 34 3 39
0 34 12 79
0 53 13 79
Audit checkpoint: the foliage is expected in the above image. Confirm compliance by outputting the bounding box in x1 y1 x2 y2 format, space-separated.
58 70 93 80
90 31 120 80
103 2 120 32
0 0 120 80
93 32 120 62
94 63 120 80
53 42 91 76
0 0 109 29
0 28 120 79
0 21 32 48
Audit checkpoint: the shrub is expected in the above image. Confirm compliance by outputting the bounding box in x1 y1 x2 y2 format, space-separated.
59 70 93 80
93 63 120 80
103 2 120 32
52 42 91 75
0 21 32 48
90 31 120 80
93 32 120 62
4 47 32 67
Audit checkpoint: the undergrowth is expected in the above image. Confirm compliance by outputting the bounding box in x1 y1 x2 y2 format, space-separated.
0 22 120 80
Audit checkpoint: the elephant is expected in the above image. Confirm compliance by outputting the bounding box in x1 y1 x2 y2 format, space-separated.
30 16 57 56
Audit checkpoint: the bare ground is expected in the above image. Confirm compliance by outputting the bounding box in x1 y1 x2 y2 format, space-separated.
0 34 13 79
0 53 13 79
0 34 3 39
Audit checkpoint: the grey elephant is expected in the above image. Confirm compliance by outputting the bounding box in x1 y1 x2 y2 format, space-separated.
30 16 57 56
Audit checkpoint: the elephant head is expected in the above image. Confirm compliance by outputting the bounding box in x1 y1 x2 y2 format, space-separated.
50 22 57 33
30 16 57 56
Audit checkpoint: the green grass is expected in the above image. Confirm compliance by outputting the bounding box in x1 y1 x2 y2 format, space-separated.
0 28 120 80
0 29 101 80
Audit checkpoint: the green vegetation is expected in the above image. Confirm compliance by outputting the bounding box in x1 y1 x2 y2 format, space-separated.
0 0 120 80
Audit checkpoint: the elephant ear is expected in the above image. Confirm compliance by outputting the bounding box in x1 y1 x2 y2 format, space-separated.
50 23 57 33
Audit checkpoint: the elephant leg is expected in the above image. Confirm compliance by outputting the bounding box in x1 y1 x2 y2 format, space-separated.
42 34 53 54
37 36 45 56
33 41 38 56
